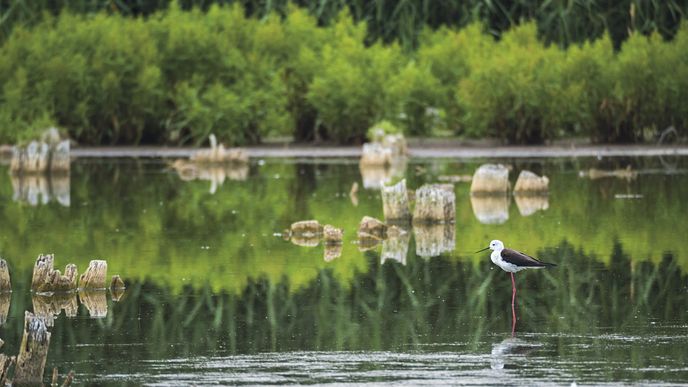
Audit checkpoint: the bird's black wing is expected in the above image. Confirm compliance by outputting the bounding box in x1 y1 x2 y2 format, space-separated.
501 249 555 267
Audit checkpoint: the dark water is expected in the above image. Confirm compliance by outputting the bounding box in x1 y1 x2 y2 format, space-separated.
0 156 687 385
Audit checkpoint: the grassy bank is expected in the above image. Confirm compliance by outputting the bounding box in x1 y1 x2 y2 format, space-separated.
0 4 686 145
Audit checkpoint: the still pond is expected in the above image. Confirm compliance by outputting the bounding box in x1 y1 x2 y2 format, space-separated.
0 154 686 385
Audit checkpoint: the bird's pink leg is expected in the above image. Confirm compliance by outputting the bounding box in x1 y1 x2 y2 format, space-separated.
511 272 517 334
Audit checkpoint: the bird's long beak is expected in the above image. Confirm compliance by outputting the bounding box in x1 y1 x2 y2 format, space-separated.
475 246 490 253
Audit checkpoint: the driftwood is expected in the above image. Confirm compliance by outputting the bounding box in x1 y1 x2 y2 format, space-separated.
31 255 78 293
290 220 323 237
323 225 343 244
412 184 455 224
357 216 387 239
414 224 455 258
470 195 510 225
515 195 549 216
0 259 10 292
381 226 410 265
78 290 108 318
381 179 411 222
470 164 510 194
513 170 549 193
14 311 51 384
78 260 108 289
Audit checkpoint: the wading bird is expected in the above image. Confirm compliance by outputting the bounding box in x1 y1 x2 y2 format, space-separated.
476 240 556 307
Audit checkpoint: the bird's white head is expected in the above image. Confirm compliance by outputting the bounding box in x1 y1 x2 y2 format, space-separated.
489 240 504 251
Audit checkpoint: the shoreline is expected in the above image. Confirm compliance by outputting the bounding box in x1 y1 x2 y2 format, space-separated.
67 144 688 159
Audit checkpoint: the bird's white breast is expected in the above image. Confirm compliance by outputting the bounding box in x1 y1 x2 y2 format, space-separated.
491 250 523 273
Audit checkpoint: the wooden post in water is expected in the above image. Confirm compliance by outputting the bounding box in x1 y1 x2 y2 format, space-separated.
412 184 455 224
79 260 107 289
381 179 411 223
14 311 51 385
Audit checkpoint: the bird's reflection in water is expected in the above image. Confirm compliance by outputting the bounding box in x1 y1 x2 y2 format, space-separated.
490 337 543 370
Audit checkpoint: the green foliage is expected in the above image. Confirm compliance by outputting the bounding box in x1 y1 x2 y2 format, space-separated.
366 120 401 142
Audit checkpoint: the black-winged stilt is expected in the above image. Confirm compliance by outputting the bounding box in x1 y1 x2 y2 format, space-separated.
476 240 556 324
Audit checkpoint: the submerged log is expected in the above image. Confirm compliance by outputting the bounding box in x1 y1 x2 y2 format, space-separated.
290 220 323 237
412 184 455 224
513 170 549 193
381 226 410 265
414 224 455 258
357 216 387 239
78 290 108 318
0 259 10 292
323 225 343 244
381 179 411 223
470 194 510 225
470 164 510 194
79 260 107 289
14 311 51 385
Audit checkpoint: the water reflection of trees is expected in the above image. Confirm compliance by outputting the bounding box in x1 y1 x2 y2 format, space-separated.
34 241 687 364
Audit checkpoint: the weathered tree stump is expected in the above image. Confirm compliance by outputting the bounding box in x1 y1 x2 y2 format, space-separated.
381 134 407 156
14 311 51 385
50 140 71 172
412 184 455 224
51 368 75 387
31 255 79 293
110 275 126 302
414 224 455 258
513 170 549 193
324 243 343 262
0 293 10 325
360 143 393 167
515 195 549 216
470 195 510 225
323 225 343 244
357 216 387 239
0 353 15 386
381 227 410 265
290 220 323 237
0 259 10 292
78 290 108 318
470 164 510 194
382 179 411 223
78 260 107 289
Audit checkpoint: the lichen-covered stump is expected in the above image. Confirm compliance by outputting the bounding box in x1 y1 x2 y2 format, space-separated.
31 255 78 293
470 164 510 194
381 227 410 265
470 195 510 225
0 259 10 292
513 170 549 194
357 216 387 239
412 184 455 224
78 260 107 289
79 290 108 318
14 311 51 385
290 220 323 237
413 224 455 259
382 179 411 223
323 225 343 244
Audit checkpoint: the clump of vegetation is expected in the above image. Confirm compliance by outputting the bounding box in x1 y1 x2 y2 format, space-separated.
0 4 686 145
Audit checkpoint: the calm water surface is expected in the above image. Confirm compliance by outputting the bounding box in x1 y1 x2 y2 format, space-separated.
0 155 687 385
